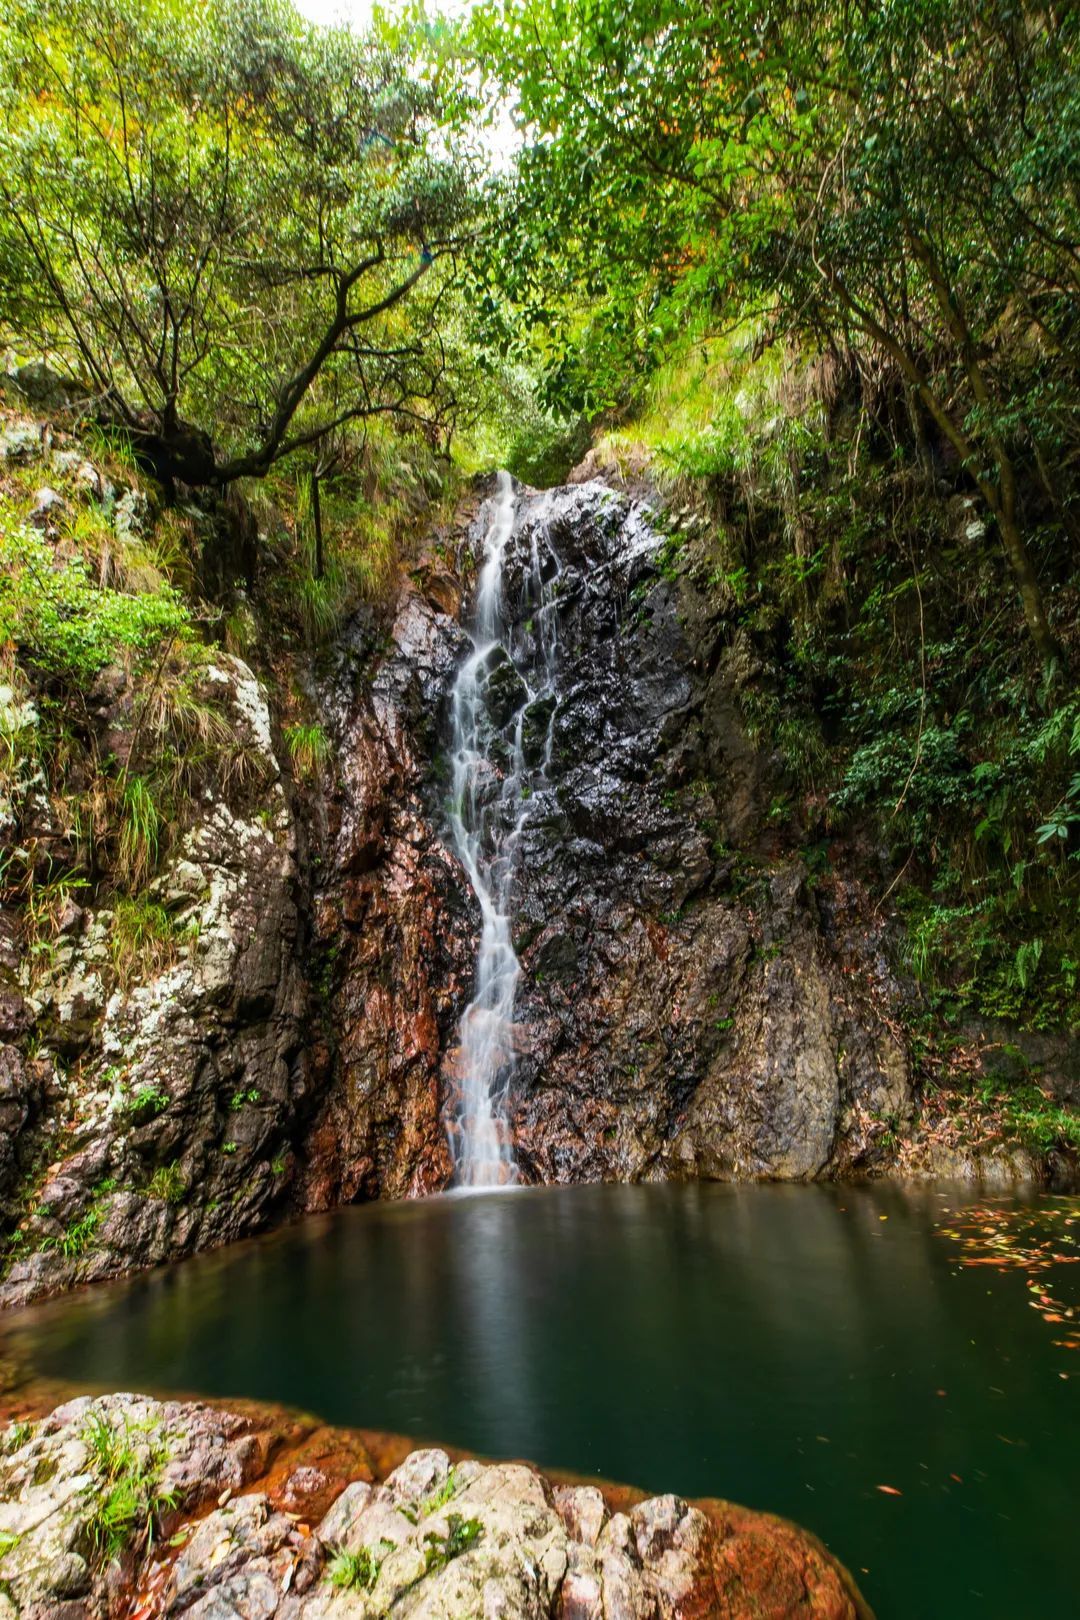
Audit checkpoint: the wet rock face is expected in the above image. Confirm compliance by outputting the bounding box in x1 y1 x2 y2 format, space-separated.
501 485 909 1181
320 477 912 1191
300 564 476 1206
0 466 917 1302
0 1399 866 1620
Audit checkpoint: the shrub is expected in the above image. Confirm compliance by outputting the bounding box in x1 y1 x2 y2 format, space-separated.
0 522 188 684
422 1513 483 1572
146 1163 185 1204
42 1207 101 1259
326 1542 393 1592
123 1083 169 1123
505 409 591 488
116 778 161 886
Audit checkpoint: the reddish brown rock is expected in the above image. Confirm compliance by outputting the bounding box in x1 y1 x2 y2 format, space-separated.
297 564 479 1208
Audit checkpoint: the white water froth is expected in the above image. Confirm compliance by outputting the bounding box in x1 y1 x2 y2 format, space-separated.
445 472 561 1186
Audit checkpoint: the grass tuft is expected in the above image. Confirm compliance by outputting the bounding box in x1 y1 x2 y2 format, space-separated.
283 721 330 779
80 1409 179 1563
326 1540 394 1591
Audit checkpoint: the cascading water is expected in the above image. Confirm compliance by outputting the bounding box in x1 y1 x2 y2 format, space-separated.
444 471 561 1186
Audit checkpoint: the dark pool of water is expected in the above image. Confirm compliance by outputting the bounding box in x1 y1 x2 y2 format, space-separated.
4 1181 1077 1619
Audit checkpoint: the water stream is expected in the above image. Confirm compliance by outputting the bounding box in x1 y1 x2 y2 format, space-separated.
444 473 561 1184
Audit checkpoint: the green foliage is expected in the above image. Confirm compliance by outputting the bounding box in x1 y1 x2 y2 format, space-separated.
4 1421 34 1455
504 408 591 489
326 1541 393 1591
585 315 1080 1034
902 890 1078 1033
422 1513 483 1572
80 423 144 479
0 0 482 486
42 1207 101 1260
0 472 258 906
3 865 89 984
123 1084 170 1124
146 1163 186 1204
990 1083 1080 1154
420 1468 459 1516
38 1175 119 1260
0 522 188 684
838 689 1080 1027
475 0 1077 664
117 777 161 887
80 1410 178 1563
109 895 183 989
228 1087 261 1110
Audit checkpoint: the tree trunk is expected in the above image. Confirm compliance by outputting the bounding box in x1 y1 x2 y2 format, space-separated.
997 503 1063 671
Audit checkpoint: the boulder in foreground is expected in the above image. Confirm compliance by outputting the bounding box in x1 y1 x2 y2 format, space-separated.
0 1394 870 1619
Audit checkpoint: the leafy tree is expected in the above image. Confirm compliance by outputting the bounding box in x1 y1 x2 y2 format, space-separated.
0 0 482 487
473 0 1078 666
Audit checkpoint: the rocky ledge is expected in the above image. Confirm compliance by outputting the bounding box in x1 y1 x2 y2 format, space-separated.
0 1394 870 1620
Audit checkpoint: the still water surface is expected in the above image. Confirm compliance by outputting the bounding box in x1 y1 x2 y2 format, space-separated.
4 1182 1077 1620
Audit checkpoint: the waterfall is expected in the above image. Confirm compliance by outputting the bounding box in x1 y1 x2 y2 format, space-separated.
444 471 561 1186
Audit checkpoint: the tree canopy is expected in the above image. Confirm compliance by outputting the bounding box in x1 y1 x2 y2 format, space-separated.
471 0 1079 666
0 0 483 486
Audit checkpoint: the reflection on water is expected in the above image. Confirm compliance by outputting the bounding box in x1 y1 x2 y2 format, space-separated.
5 1181 1077 1620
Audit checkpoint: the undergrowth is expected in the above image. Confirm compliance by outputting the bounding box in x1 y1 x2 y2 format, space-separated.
0 401 448 952
283 722 329 779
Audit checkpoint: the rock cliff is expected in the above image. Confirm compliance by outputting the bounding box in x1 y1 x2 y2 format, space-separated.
0 656 317 1308
315 478 914 1193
